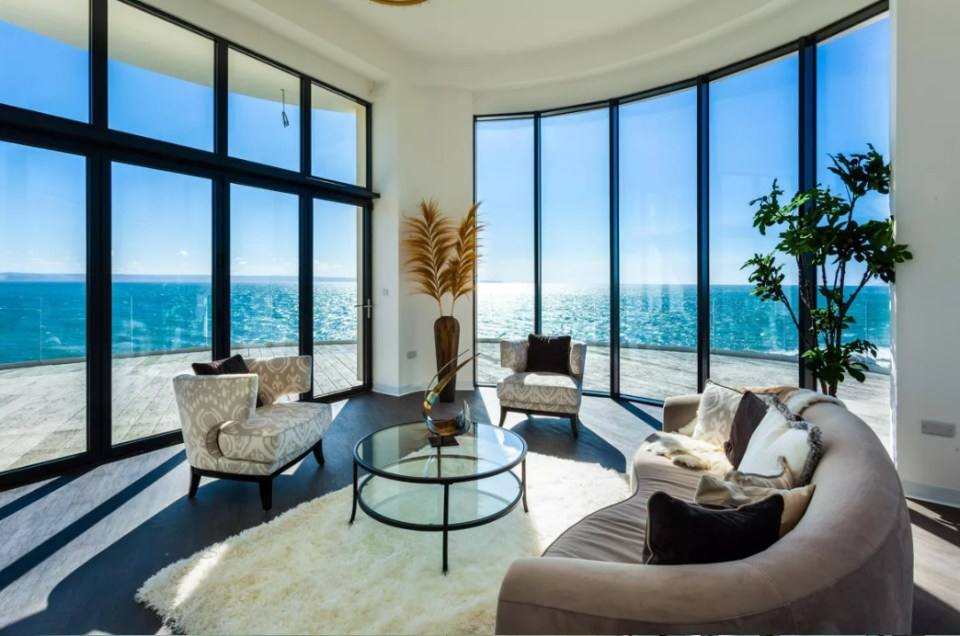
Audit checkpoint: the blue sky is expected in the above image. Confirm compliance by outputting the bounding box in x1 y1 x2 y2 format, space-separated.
478 17 890 287
0 15 361 279
0 13 888 285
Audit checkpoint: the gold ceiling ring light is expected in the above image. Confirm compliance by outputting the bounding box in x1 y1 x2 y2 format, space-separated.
369 0 429 5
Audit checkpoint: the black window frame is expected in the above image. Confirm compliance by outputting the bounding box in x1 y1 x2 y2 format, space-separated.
0 0 377 489
472 1 888 408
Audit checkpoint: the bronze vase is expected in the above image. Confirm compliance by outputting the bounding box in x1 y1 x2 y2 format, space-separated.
434 316 460 403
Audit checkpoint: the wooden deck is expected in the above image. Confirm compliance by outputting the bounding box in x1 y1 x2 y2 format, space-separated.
477 341 892 450
0 343 362 472
0 340 892 473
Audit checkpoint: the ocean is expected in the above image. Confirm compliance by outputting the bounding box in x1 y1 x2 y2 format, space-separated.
0 280 891 367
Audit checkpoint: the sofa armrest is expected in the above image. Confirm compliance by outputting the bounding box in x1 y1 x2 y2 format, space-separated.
662 393 700 432
500 339 528 373
246 355 312 405
496 556 782 634
173 373 258 469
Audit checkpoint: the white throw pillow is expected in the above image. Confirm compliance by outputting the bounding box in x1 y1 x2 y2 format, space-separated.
692 380 743 446
738 407 822 486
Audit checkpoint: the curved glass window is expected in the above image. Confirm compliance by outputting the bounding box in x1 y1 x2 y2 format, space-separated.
541 108 611 392
475 118 535 385
619 89 698 399
817 16 891 443
709 55 799 388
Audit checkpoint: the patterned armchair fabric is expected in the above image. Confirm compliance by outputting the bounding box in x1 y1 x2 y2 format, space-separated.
173 356 330 477
496 339 587 415
498 339 587 381
246 355 312 405
173 373 258 471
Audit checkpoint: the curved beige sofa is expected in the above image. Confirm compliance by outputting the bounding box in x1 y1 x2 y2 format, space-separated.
496 395 913 634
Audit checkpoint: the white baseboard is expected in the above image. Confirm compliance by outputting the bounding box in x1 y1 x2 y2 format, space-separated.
902 479 960 509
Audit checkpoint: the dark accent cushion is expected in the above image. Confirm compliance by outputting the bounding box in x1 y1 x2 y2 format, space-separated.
526 334 571 375
724 391 769 468
644 491 784 565
192 354 249 376
191 355 263 407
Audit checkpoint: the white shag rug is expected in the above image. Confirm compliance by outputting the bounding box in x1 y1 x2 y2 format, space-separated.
137 452 630 635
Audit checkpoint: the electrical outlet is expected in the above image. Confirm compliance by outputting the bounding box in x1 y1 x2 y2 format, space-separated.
406 350 417 359
922 420 956 438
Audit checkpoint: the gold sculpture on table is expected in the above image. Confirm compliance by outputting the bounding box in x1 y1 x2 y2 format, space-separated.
422 351 477 445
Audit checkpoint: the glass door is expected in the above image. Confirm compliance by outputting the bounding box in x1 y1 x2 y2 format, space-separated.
312 199 365 397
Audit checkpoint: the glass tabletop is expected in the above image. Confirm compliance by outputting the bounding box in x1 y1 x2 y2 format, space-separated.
354 421 527 483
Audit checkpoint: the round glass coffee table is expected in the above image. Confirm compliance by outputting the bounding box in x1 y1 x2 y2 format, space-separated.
350 421 528 573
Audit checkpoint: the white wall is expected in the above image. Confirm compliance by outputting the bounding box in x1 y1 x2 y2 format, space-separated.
371 83 475 395
891 0 960 506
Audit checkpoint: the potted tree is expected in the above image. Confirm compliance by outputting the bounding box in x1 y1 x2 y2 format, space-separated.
402 199 482 402
742 145 912 396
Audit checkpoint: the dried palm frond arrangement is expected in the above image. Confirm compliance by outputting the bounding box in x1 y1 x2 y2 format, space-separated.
402 199 483 316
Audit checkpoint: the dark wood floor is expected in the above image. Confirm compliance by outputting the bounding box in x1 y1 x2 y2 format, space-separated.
0 388 957 634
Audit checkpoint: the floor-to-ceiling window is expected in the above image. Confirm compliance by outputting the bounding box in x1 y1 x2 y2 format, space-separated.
0 141 86 471
111 163 212 444
618 89 698 399
709 55 800 388
230 185 299 372
0 0 372 485
541 109 611 392
817 16 891 444
474 117 536 385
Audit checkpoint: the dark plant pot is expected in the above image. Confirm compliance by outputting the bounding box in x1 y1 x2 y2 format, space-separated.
434 316 460 403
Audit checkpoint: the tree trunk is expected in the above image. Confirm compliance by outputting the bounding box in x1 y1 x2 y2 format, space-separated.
434 316 460 403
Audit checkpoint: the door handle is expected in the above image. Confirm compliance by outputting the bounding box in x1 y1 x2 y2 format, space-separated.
355 299 373 319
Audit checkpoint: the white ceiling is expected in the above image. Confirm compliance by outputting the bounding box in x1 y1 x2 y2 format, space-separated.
324 0 704 60
188 0 878 110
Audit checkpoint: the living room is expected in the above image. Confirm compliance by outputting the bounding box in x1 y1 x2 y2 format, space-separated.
0 0 958 634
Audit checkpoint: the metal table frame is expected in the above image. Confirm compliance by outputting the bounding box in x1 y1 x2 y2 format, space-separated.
350 423 528 573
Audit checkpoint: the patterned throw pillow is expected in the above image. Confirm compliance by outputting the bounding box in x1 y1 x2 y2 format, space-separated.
692 380 744 446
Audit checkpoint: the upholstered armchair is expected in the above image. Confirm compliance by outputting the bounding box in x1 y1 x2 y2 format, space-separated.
496 339 587 438
172 355 332 510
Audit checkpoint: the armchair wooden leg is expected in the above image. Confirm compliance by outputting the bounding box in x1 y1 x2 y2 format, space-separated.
569 415 579 439
188 467 201 498
313 439 325 466
499 408 508 427
259 478 273 511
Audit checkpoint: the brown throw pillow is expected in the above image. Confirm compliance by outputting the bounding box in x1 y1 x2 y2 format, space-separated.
192 354 263 407
724 391 769 468
525 334 571 374
643 491 783 565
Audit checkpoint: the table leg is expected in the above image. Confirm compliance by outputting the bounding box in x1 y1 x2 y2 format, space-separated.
442 482 450 574
522 458 529 513
349 460 358 524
